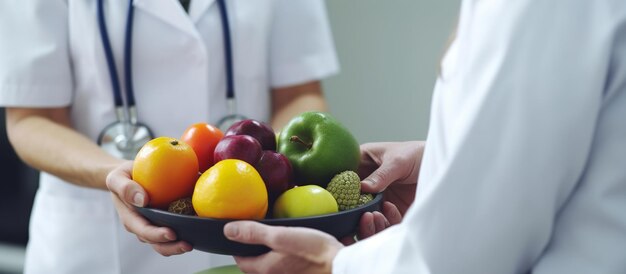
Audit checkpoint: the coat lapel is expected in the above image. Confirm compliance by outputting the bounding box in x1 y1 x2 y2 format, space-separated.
133 0 198 37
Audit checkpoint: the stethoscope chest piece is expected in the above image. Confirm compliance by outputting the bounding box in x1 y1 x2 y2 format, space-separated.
98 120 153 160
217 114 248 132
216 98 248 131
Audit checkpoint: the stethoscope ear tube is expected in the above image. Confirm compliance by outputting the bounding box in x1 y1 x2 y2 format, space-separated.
217 0 235 100
215 0 249 131
123 0 137 108
97 0 154 160
96 0 124 108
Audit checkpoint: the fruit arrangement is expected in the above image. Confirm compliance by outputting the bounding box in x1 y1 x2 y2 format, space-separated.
132 111 374 220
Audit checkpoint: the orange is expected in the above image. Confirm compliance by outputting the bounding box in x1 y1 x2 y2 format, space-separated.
192 159 268 219
180 123 224 172
132 137 199 209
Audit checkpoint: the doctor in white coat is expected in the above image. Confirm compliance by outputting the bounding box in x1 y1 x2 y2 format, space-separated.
0 0 339 273
220 0 626 273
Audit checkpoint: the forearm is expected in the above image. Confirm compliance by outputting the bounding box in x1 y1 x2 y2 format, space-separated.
6 108 123 190
270 81 328 130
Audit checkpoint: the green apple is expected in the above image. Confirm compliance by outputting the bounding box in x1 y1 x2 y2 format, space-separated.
277 112 360 187
273 185 338 218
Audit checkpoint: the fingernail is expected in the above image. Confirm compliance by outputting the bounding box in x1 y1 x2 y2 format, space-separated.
164 233 175 241
224 223 239 238
132 193 144 207
182 245 193 252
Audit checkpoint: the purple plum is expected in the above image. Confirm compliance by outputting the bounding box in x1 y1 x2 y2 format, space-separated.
225 119 276 151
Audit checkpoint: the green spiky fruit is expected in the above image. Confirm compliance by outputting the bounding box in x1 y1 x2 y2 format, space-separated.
168 197 196 216
326 170 361 211
358 193 374 206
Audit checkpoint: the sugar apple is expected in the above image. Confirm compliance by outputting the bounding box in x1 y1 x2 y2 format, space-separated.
326 170 361 211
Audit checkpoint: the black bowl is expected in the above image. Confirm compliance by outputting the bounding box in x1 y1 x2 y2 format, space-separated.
136 193 383 256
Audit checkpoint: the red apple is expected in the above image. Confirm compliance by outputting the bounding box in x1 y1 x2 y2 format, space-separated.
213 135 263 166
225 119 276 151
255 150 292 195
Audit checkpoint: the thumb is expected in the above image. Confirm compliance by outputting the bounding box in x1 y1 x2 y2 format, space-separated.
361 162 400 193
225 221 336 259
106 162 148 207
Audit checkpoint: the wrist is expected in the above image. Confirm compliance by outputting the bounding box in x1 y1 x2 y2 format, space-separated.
323 242 343 274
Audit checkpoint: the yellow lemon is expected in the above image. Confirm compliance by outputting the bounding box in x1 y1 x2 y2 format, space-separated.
192 159 268 219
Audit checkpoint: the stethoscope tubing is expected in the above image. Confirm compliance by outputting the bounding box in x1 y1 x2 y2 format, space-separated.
97 0 243 143
124 0 137 108
97 0 236 115
216 0 235 100
97 0 137 110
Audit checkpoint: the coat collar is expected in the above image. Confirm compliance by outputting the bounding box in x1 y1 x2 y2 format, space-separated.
189 0 217 23
133 0 216 36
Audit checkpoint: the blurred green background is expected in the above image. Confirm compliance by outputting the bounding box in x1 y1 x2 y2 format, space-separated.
325 0 460 142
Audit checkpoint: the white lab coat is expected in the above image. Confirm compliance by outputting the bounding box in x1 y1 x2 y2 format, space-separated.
334 0 626 273
0 0 338 273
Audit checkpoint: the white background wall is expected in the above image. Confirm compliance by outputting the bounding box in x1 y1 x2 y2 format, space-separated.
323 0 461 143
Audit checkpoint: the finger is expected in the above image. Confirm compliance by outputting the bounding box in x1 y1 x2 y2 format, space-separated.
357 212 375 240
151 241 193 257
111 194 177 243
136 235 147 243
372 211 387 232
357 143 381 179
339 234 357 245
382 201 402 225
360 162 400 193
106 162 149 207
224 221 270 245
224 221 338 259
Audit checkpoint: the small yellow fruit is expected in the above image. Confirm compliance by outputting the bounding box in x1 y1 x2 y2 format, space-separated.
273 185 338 218
192 159 268 220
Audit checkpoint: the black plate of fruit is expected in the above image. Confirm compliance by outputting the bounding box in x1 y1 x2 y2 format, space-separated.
133 112 378 256
136 192 383 256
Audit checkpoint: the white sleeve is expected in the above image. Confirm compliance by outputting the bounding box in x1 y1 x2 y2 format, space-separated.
333 0 626 273
268 0 339 88
0 0 73 107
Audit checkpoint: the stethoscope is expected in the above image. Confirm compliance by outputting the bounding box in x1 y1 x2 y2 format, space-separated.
96 0 246 160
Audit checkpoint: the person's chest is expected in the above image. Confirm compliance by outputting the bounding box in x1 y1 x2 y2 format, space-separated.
66 0 277 138
66 0 275 70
